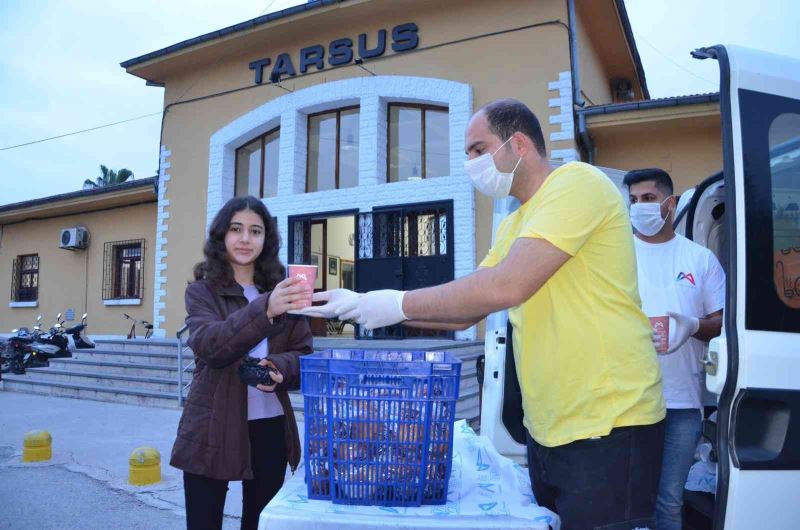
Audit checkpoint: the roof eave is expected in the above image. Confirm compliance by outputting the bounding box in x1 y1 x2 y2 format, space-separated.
614 0 650 100
0 178 157 219
578 92 720 117
120 0 349 74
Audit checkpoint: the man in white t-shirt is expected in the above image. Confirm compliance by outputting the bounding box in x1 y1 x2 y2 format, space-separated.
624 168 725 530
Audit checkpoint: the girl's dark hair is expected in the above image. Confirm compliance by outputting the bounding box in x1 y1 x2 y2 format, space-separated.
193 196 285 289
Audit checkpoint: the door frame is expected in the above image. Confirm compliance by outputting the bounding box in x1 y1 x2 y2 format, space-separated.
311 219 327 291
696 44 800 529
287 208 359 286
372 198 456 283
357 199 456 339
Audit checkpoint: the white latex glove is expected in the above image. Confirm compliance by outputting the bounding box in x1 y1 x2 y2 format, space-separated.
288 289 361 319
666 311 700 354
336 289 408 330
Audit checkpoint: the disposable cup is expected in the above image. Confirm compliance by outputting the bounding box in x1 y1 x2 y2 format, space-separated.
649 315 670 354
288 264 317 308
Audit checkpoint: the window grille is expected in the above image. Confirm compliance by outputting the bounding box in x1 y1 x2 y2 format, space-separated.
103 240 145 300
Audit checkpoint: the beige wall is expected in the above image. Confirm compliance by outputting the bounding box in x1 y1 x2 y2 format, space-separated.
576 0 647 101
575 6 613 106
591 111 723 194
0 202 156 336
152 0 575 336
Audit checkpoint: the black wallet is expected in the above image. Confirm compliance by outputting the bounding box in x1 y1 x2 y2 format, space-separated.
238 356 277 387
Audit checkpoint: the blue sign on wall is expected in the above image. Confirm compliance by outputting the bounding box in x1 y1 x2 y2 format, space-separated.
248 22 419 85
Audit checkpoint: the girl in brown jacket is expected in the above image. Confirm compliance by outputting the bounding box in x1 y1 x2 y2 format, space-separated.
171 196 313 530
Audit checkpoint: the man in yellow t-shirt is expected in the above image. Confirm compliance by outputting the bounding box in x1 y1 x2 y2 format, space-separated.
303 99 666 529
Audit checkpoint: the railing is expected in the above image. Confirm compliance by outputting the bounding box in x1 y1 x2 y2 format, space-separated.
176 324 193 406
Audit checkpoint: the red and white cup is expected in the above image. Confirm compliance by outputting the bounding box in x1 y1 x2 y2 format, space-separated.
649 316 670 354
287 264 317 308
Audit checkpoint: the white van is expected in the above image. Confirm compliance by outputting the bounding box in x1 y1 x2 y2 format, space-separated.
479 45 800 529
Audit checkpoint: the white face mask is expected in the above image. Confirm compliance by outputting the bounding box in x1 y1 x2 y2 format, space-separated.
464 137 522 198
630 197 672 236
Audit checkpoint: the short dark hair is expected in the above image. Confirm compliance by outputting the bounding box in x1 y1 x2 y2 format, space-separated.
479 98 547 157
623 168 674 196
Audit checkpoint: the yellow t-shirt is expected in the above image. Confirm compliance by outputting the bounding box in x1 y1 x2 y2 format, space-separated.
481 162 665 447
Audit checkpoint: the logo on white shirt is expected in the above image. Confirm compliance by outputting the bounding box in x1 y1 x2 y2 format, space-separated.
676 272 696 286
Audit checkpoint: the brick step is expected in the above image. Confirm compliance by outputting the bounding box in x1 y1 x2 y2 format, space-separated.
24 367 179 394
1 374 180 408
93 338 182 354
71 349 187 367
47 358 183 378
4 339 484 415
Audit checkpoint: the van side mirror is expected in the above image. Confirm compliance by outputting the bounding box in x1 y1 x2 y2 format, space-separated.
56 313 62 320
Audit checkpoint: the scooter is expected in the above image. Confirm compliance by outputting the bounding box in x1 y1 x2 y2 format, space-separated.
62 313 96 351
2 314 39 373
1 313 95 374
36 312 96 358
1 320 41 374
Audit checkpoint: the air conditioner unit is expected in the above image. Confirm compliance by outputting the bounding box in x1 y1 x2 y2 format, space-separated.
612 78 635 102
59 227 89 250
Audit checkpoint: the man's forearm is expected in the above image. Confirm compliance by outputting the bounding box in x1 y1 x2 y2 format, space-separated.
402 268 512 323
695 314 723 342
403 319 479 331
401 238 569 324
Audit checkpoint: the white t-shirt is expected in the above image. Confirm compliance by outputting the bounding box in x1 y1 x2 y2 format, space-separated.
241 284 284 421
634 235 726 410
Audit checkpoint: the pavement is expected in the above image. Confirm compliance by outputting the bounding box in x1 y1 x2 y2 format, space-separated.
0 390 287 529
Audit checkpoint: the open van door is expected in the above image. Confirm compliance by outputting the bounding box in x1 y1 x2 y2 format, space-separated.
693 45 800 528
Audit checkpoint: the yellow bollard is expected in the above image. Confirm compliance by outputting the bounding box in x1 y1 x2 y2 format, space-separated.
22 431 53 462
128 446 161 486
23 430 52 462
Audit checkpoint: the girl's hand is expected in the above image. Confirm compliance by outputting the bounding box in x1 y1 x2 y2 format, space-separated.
256 358 284 392
266 276 313 319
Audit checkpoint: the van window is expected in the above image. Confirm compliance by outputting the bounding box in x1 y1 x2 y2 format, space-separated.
770 113 800 309
741 89 800 332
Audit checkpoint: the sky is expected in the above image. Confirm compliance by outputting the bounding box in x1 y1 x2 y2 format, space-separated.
1 0 798 205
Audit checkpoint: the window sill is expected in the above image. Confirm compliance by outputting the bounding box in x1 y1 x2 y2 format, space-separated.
9 301 38 308
103 299 142 306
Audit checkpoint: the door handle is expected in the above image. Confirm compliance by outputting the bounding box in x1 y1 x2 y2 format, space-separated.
701 348 718 376
705 334 728 396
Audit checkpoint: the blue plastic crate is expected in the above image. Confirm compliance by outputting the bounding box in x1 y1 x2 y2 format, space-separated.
301 349 461 507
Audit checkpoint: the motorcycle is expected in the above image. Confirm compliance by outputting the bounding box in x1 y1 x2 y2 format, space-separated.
1 313 95 374
37 312 95 358
63 312 96 351
1 321 40 374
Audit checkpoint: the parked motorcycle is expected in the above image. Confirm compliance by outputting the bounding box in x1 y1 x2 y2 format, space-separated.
62 312 96 351
1 322 40 374
1 313 95 374
38 312 96 357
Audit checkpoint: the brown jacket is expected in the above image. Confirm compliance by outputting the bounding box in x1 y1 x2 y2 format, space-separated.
170 279 313 481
